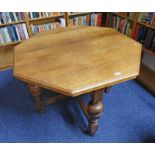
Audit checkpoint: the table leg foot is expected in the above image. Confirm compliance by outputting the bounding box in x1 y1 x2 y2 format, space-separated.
28 84 45 112
87 90 103 135
104 86 111 93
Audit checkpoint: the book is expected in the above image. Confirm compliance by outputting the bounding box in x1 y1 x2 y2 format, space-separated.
95 13 102 27
13 12 18 22
0 31 4 44
9 12 15 22
133 24 140 40
15 25 21 41
22 23 29 39
60 18 66 27
140 27 148 44
91 13 95 26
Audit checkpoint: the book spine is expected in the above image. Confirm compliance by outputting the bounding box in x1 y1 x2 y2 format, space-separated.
20 12 24 20
1 28 7 43
12 25 19 41
7 26 13 41
15 25 21 41
13 12 18 22
9 12 15 22
6 12 11 23
4 27 11 42
2 12 7 23
0 30 4 44
30 12 33 19
97 14 102 27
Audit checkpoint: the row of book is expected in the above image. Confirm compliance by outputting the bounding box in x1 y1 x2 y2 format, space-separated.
138 12 154 25
108 15 133 37
0 23 29 45
28 12 64 19
68 13 102 27
90 13 102 26
133 25 155 51
0 12 25 24
115 12 135 20
68 15 90 26
31 18 66 34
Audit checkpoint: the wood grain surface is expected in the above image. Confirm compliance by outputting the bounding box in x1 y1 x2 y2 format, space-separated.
14 26 142 96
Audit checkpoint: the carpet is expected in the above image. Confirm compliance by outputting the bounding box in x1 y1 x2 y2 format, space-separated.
0 69 155 142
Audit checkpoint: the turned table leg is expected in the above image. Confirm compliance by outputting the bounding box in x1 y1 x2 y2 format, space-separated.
87 89 103 135
28 84 45 112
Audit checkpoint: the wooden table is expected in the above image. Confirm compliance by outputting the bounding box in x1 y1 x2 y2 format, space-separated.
14 26 142 135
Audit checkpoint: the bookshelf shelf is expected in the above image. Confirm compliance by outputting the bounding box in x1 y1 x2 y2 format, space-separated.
0 41 21 47
0 20 26 27
29 15 65 22
68 12 91 17
111 13 134 21
137 21 155 30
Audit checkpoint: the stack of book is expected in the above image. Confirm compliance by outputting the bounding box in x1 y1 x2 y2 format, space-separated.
68 15 90 26
31 19 66 34
138 12 154 25
28 12 64 19
108 15 133 37
133 25 155 52
90 13 102 27
0 12 25 24
0 23 29 45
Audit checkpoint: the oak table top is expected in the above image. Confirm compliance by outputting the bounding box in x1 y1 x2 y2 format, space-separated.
14 26 142 97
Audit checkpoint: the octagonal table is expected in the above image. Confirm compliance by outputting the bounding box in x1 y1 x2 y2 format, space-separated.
14 26 142 135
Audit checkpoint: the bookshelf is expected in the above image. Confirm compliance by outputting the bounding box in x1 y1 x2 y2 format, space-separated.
0 20 25 27
68 12 91 17
106 12 138 38
106 12 155 94
0 12 67 71
111 12 134 21
137 21 155 29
